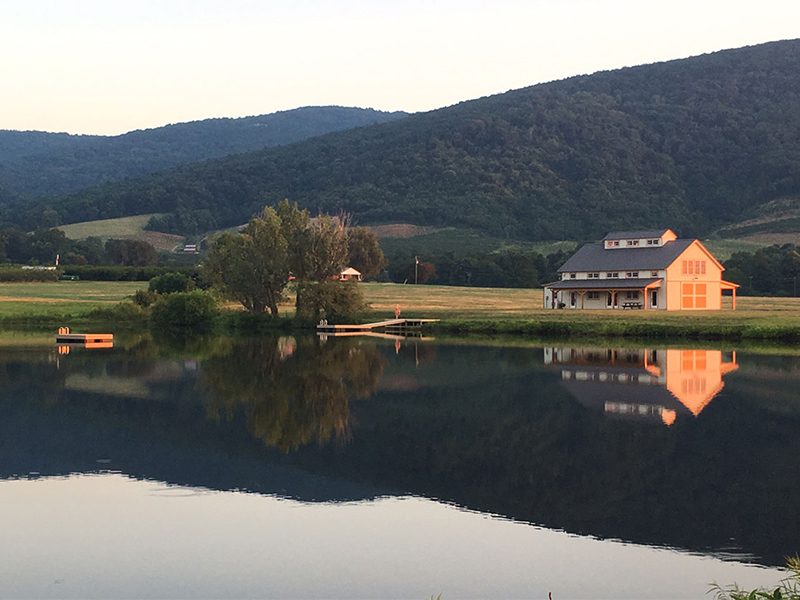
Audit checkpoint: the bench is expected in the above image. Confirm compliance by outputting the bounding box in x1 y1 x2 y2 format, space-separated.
621 302 642 309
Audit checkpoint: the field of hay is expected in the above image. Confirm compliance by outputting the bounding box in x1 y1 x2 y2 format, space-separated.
4 280 800 333
57 214 185 252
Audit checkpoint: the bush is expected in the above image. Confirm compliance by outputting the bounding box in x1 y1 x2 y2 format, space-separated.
60 265 201 282
0 267 62 282
150 290 219 329
131 289 158 308
148 272 195 294
87 301 148 322
712 556 800 599
295 280 369 323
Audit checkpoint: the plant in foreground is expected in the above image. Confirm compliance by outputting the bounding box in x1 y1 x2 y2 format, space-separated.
711 556 800 600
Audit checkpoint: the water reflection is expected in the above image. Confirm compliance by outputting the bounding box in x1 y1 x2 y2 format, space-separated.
202 336 386 452
1 332 799 570
546 347 739 425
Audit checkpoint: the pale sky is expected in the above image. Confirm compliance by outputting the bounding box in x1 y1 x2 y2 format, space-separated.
1 0 798 135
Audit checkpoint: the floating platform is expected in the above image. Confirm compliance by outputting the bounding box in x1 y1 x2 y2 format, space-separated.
56 333 114 344
316 318 438 335
55 328 114 348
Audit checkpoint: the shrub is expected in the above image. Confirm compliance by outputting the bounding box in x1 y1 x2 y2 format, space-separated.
87 301 148 322
0 267 62 282
712 556 800 599
148 272 195 294
131 289 158 308
150 290 219 329
295 280 368 323
60 265 201 282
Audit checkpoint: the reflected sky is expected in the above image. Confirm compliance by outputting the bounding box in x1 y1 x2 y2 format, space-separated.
0 473 784 600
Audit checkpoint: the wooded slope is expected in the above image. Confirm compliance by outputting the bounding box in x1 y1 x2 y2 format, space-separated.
0 106 407 199
5 40 800 240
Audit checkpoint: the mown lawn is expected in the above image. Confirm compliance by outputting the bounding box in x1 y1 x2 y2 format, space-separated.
4 281 800 332
0 281 144 319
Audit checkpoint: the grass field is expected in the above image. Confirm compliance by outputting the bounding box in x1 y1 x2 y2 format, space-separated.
0 281 143 320
375 227 773 262
4 280 800 333
376 228 578 258
57 214 185 252
58 214 161 239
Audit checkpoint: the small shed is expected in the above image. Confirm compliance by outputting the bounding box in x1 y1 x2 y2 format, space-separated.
339 267 363 282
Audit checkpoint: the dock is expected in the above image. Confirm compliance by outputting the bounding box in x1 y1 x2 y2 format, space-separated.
56 333 114 344
55 328 114 349
316 318 438 336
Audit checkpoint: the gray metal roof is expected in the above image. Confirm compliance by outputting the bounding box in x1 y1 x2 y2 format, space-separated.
603 229 671 240
544 278 662 290
557 240 695 273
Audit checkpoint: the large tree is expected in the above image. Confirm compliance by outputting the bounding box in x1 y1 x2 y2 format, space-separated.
346 227 387 280
203 202 309 316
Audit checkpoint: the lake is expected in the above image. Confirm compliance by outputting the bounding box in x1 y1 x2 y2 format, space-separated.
1 330 797 599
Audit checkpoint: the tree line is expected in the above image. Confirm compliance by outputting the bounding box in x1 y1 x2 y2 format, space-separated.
0 226 161 267
723 244 800 296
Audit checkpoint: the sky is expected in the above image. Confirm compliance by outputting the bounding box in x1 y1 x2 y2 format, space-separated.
1 0 799 136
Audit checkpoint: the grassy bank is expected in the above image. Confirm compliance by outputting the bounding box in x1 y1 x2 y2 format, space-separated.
3 281 800 341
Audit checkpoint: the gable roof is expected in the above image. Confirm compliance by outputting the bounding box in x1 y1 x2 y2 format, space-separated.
557 239 695 273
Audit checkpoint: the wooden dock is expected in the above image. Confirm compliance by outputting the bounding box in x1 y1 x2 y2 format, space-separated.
316 318 438 336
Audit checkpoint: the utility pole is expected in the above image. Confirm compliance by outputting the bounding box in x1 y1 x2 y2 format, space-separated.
415 255 419 285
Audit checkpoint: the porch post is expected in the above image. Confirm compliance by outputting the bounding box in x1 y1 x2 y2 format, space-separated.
643 288 648 310
732 288 737 311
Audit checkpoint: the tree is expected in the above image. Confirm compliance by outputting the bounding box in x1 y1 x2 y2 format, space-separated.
105 239 159 266
302 214 349 283
203 206 290 316
347 227 388 280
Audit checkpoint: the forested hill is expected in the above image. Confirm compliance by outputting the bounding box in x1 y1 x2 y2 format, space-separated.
5 40 800 240
0 106 407 199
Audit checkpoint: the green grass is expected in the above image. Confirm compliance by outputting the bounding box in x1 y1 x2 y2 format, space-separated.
57 214 163 240
0 281 144 322
702 238 771 261
5 280 800 340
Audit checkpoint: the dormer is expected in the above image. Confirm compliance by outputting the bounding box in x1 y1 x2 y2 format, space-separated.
603 229 677 250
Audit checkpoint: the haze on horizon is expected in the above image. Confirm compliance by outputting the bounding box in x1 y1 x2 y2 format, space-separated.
2 0 798 136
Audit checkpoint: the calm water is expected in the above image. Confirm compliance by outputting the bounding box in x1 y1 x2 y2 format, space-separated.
1 331 798 599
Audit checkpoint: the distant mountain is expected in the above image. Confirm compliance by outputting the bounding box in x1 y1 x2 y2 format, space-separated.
4 40 800 241
0 106 408 199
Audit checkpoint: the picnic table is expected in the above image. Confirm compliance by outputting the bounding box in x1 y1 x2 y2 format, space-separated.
621 301 643 309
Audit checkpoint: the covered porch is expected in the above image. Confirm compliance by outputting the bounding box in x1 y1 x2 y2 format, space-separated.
720 280 740 310
543 278 664 310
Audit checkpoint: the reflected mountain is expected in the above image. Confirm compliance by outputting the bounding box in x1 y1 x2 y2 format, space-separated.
546 347 738 425
0 335 799 566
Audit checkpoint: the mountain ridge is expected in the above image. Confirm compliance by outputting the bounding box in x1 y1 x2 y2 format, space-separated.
3 39 800 241
0 106 408 199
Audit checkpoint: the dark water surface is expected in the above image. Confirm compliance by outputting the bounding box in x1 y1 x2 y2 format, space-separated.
1 331 797 599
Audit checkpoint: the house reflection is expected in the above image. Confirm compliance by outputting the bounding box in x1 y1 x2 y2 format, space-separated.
544 347 738 425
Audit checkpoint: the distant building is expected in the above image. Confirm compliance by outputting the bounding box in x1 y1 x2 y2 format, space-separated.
183 244 198 254
543 229 739 310
339 267 363 282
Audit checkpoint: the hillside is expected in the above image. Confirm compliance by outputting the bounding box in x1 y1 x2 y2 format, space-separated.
0 106 407 199
4 40 800 241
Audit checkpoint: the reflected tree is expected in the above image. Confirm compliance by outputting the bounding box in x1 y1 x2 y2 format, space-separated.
202 337 387 452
